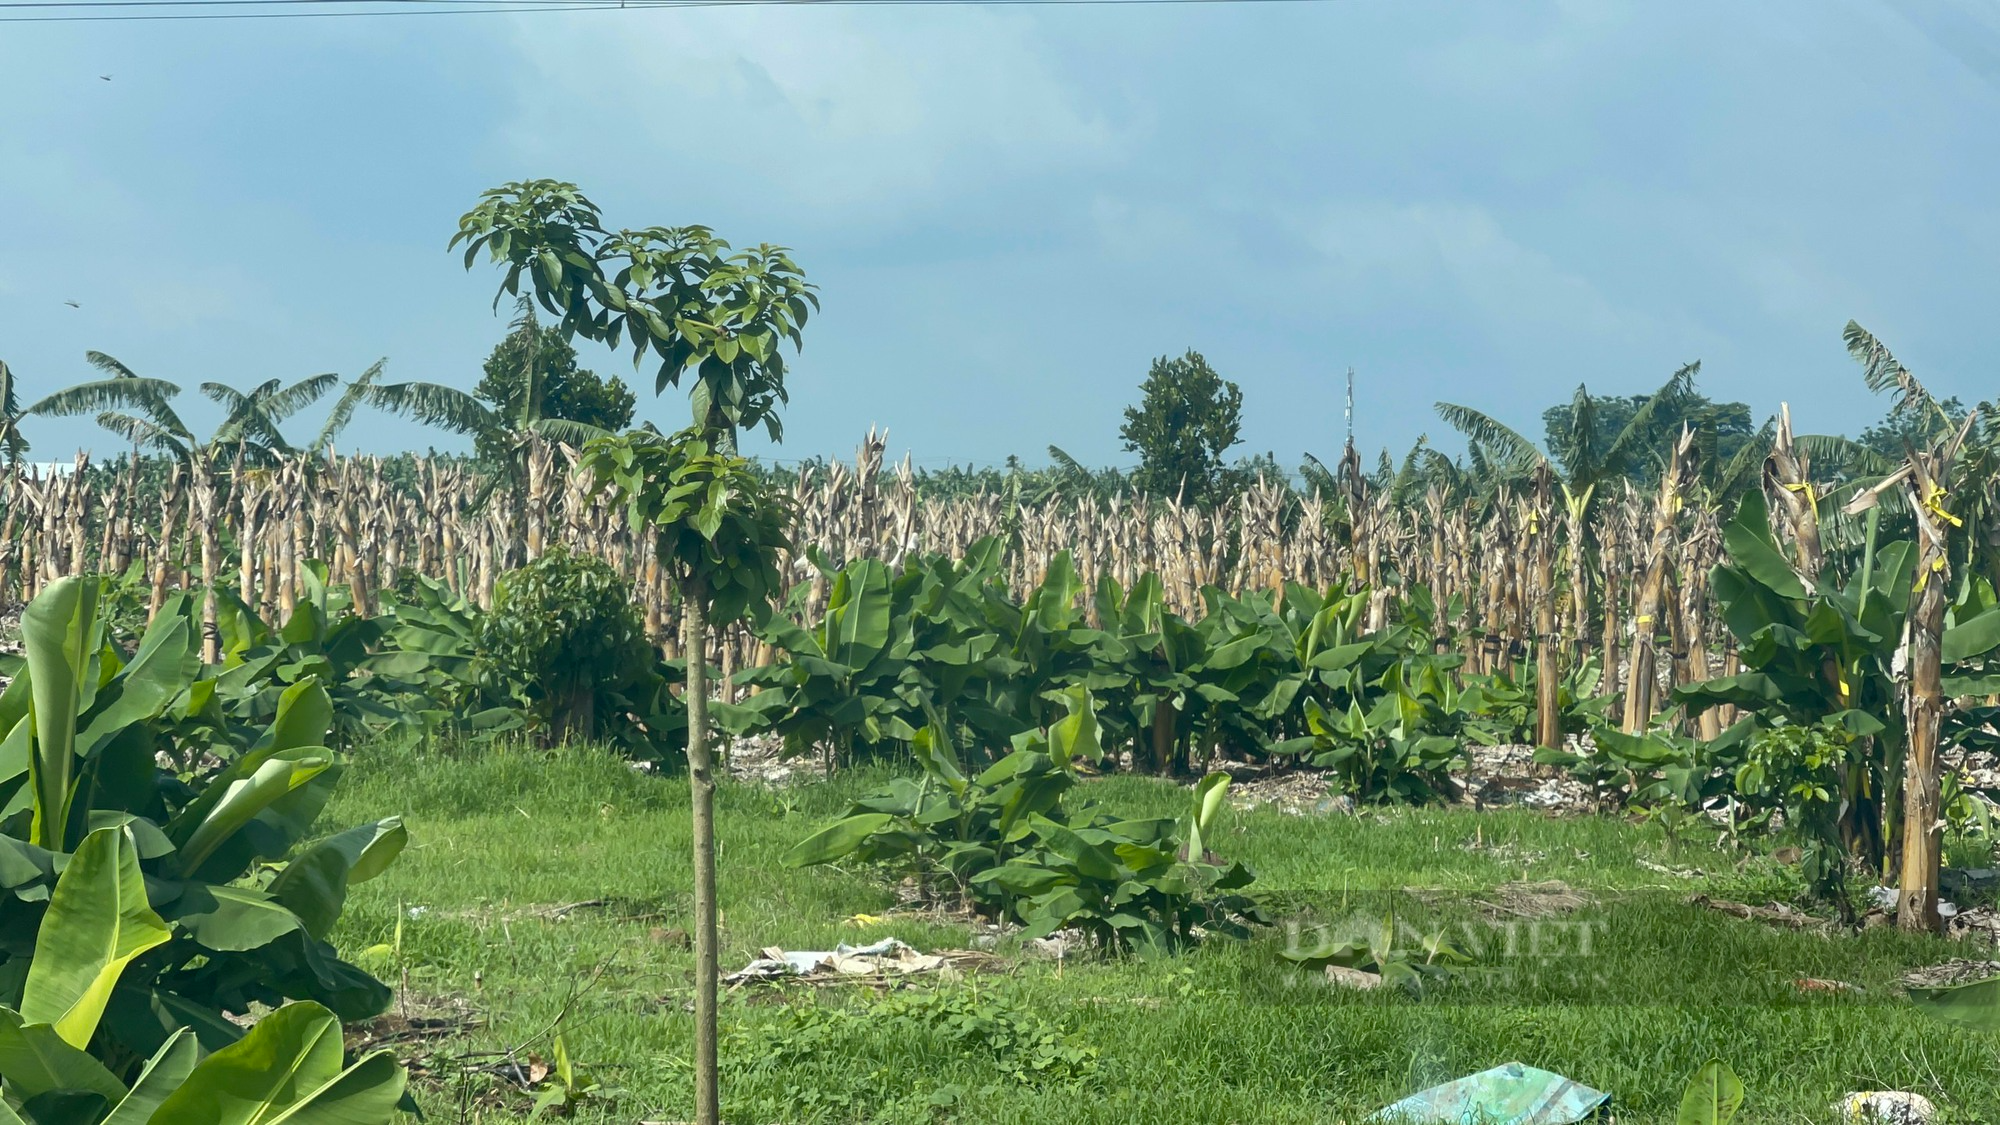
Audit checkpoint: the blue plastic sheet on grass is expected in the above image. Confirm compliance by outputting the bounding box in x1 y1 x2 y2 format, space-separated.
1366 1062 1610 1124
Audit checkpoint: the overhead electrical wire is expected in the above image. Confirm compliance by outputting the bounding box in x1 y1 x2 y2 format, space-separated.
3 1 665 19
4 0 1325 21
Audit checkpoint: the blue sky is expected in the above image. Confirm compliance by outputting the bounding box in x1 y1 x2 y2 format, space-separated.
3 0 1997 471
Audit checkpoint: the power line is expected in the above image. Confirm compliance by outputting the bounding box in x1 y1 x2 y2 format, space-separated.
3 0 1325 20
8 0 1325 6
4 0 676 17
2 0 645 7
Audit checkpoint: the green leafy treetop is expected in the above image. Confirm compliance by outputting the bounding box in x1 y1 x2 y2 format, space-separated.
1539 376 1756 488
471 306 635 461
451 179 816 448
1859 393 1971 462
580 428 791 619
1119 350 1245 507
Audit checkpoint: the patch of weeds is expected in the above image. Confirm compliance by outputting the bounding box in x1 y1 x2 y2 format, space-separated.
724 985 1098 1122
529 1033 623 1118
1280 908 1468 996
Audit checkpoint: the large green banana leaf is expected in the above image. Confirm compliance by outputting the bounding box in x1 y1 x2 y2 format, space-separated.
22 577 100 850
19 827 170 1049
1 1003 405 1125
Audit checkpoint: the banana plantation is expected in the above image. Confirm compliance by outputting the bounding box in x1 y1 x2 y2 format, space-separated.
4 178 2000 1123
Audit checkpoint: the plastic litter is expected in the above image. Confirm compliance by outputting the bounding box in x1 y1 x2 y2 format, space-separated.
1837 1091 1937 1123
1865 885 1958 919
724 937 944 982
1368 1062 1610 1124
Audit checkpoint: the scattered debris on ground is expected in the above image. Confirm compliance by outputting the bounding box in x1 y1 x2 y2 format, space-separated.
723 938 1003 987
1637 858 1706 879
1224 768 1352 816
1367 1062 1610 1124
350 993 485 1088
1793 977 1860 994
1952 748 2000 793
965 922 1087 960
1899 959 2000 991
1462 742 1597 813
1689 894 1829 931
1458 833 1547 866
1866 885 1963 920
1024 932 1083 960
1838 1090 1937 1123
436 899 654 927
352 993 484 1054
1475 880 1592 920
1201 745 2000 823
722 732 827 786
1324 964 1384 990
632 730 828 785
1211 742 1601 818
1948 907 2000 946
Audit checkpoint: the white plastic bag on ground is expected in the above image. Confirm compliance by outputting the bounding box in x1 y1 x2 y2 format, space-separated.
1837 1091 1936 1124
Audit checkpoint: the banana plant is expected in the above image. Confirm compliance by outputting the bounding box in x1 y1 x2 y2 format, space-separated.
1086 572 1206 774
785 690 1260 953
0 827 405 1125
375 572 522 736
1302 693 1461 804
1536 720 1754 810
730 553 923 762
0 577 406 1073
1461 657 1614 745
976 552 1117 740
1674 491 1913 869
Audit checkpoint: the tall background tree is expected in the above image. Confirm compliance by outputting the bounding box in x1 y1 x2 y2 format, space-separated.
472 307 634 461
1119 350 1244 507
365 299 634 460
1541 381 1756 487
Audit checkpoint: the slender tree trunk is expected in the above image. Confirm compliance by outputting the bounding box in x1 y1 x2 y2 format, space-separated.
1567 512 1590 662
1899 594 1945 934
1600 538 1622 701
525 436 550 561
148 469 183 623
1624 432 1694 732
1152 695 1178 777
1531 475 1561 749
1684 598 1722 741
277 508 298 623
1897 438 1969 933
98 469 123 574
238 484 264 611
682 574 720 1125
0 497 19 607
193 459 222 663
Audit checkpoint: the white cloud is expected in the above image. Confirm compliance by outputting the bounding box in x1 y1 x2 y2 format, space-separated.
1407 0 1640 97
1285 198 1727 373
501 7 1118 220
1300 201 1616 327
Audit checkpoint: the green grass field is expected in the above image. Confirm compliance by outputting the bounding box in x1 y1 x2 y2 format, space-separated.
326 744 2000 1123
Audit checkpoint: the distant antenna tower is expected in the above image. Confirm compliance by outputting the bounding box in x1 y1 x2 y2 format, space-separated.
1344 367 1355 455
